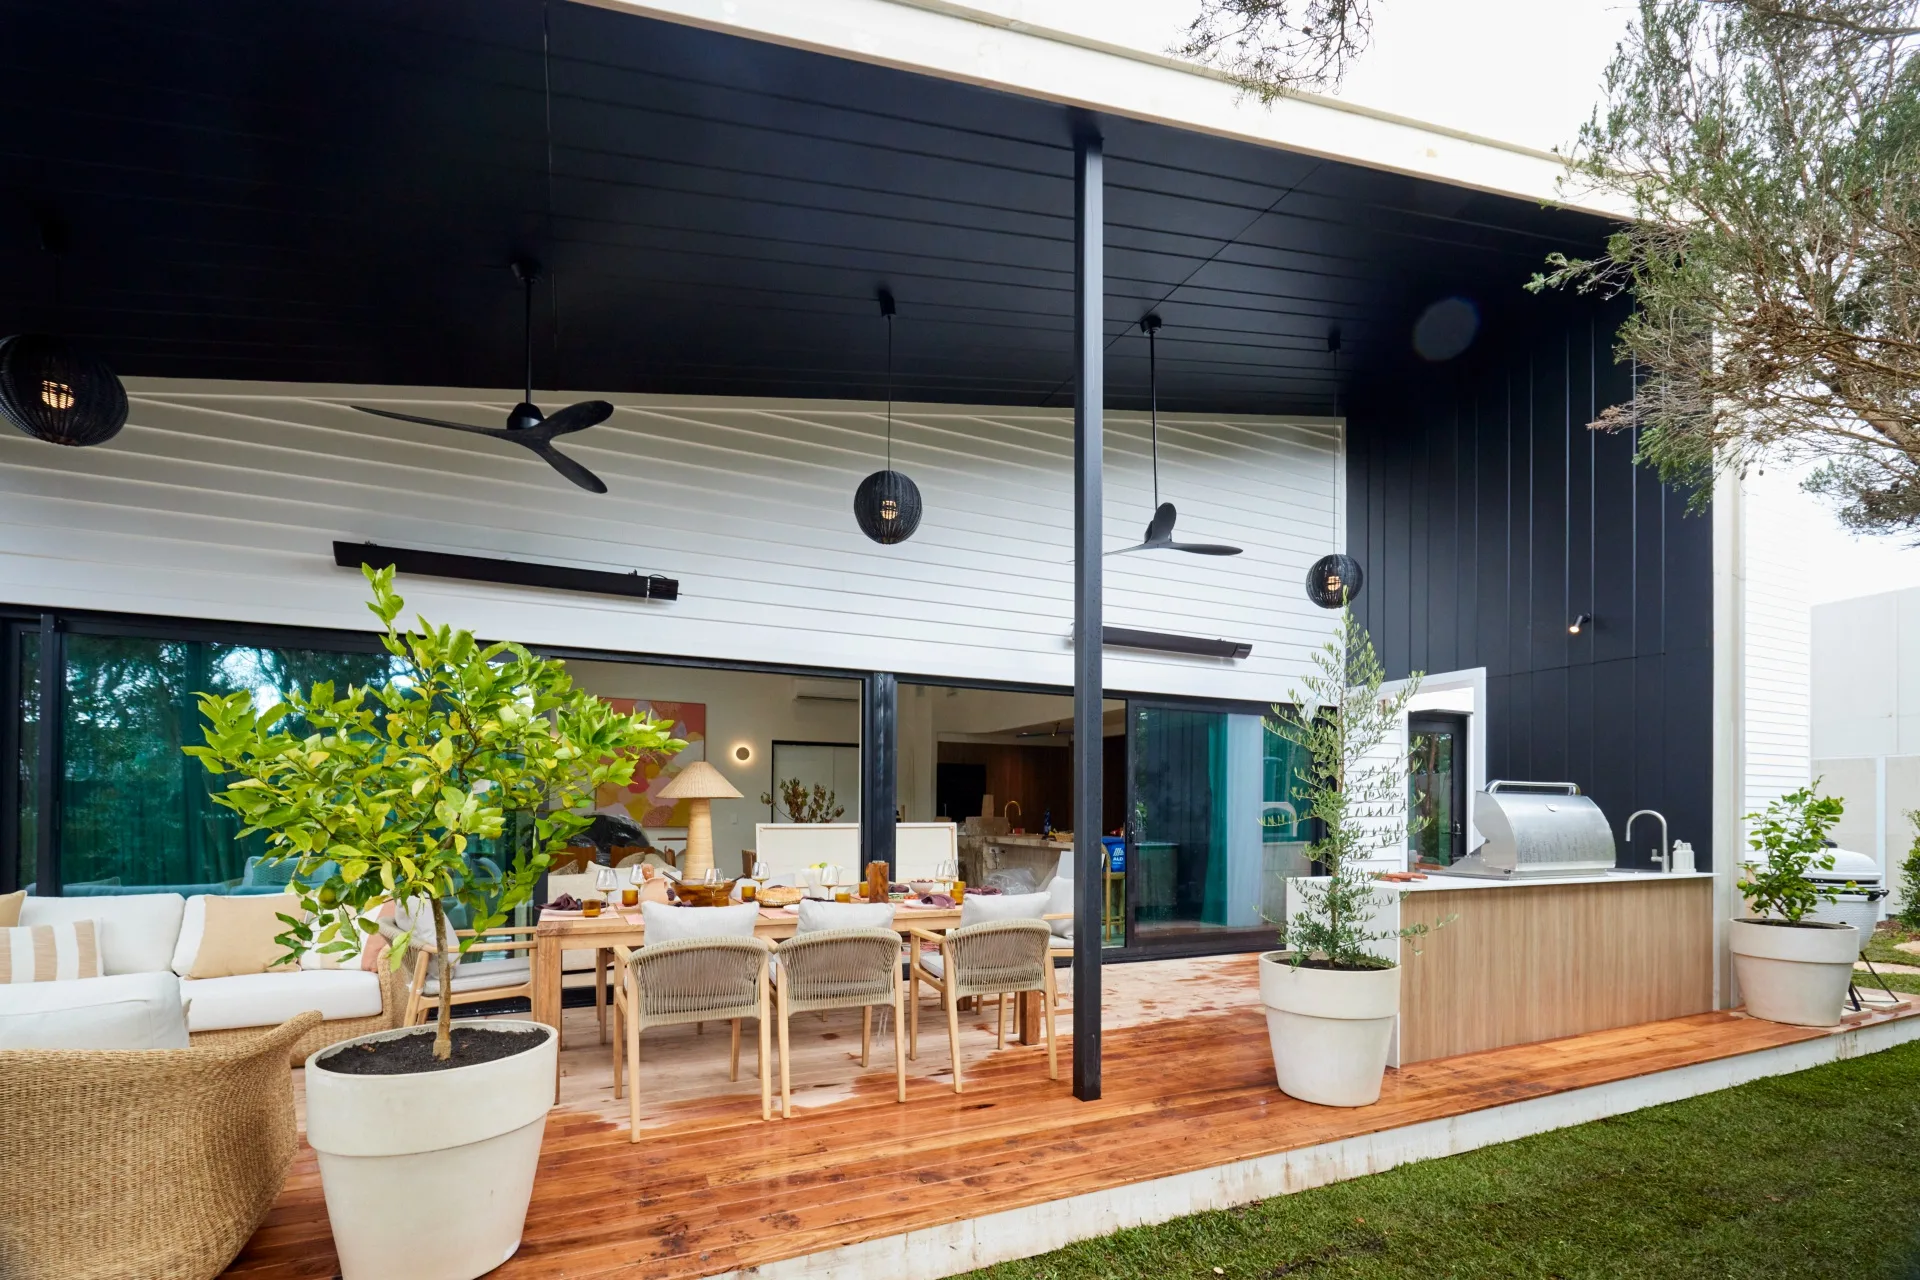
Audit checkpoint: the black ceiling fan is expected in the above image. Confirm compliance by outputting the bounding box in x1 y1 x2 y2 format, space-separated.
1107 315 1243 557
353 260 614 493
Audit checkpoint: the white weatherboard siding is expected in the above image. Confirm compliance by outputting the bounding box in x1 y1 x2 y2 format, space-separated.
0 380 1341 703
1741 471 1811 821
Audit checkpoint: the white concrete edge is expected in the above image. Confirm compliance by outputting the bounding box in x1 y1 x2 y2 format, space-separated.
716 1014 1920 1280
573 0 1632 217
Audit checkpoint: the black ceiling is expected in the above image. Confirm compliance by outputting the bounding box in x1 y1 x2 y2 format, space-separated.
0 0 1618 414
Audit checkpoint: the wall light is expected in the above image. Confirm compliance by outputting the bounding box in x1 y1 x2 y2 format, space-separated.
1568 613 1594 636
733 744 753 763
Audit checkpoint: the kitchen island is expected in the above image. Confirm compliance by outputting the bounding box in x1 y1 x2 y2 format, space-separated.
1390 870 1716 1064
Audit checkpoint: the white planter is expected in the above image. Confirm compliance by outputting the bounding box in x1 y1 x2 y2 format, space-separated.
1258 952 1400 1108
1729 918 1860 1028
305 1020 557 1280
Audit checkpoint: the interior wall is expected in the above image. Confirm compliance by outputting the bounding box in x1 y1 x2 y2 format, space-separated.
565 660 860 876
1346 294 1715 869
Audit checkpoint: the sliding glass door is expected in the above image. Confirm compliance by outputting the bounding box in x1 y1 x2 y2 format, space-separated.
1125 700 1312 952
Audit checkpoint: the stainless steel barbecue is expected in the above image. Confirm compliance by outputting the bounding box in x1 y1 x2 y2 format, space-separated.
1434 781 1618 879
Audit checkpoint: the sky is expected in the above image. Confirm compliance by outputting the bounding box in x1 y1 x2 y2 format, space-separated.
965 0 1920 602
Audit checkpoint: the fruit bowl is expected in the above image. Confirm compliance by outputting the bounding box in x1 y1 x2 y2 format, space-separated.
672 879 738 907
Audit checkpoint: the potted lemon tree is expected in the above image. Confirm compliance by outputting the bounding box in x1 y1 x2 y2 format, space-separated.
187 566 679 1280
1263 607 1430 1108
1732 785 1857 1027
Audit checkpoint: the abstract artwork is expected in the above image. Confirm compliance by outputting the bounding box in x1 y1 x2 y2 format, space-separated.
593 699 707 828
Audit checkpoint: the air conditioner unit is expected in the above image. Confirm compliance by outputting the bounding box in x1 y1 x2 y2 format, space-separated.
791 677 860 702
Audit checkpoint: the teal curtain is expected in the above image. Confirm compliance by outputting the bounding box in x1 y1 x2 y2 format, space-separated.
1200 714 1230 925
16 630 37 892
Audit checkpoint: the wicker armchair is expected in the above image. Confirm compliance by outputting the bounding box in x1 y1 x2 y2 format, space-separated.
773 927 907 1117
0 1011 322 1280
610 935 774 1135
909 919 1058 1093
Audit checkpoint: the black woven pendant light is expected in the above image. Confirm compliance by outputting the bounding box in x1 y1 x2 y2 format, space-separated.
853 290 922 544
0 333 128 447
1306 553 1364 608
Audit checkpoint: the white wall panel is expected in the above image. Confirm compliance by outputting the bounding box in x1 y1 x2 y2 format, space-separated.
1739 471 1811 819
0 379 1343 702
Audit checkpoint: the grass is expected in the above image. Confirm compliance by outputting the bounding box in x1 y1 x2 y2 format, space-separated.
962 1041 1920 1280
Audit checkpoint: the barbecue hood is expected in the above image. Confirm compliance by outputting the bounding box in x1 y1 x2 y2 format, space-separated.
1434 781 1618 879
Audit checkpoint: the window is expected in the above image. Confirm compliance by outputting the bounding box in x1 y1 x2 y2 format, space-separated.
47 633 397 895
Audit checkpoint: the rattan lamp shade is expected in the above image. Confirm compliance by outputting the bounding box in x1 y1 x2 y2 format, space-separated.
0 333 128 447
658 761 743 880
854 468 923 544
1306 554 1364 609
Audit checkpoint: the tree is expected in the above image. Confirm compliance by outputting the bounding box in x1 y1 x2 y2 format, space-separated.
1178 0 1377 95
187 565 682 1059
1737 783 1848 922
1533 1 1920 534
1266 607 1429 969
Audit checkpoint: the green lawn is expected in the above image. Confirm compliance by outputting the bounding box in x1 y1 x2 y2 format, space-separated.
963 1041 1920 1280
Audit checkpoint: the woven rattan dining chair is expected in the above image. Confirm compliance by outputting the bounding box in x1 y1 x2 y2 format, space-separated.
609 935 774 1136
772 927 907 1118
908 918 1057 1093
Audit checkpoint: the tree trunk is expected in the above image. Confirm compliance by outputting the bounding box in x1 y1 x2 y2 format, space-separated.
431 898 455 1061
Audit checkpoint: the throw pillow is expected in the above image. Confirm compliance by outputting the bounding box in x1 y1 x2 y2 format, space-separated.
1045 875 1074 937
1 921 104 983
187 893 306 980
640 899 761 943
794 898 896 933
959 890 1050 928
0 889 23 927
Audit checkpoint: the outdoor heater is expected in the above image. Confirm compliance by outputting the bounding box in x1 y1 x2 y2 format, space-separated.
1436 781 1619 880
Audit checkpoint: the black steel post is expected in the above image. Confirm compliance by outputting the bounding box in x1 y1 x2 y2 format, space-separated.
34 614 61 895
1071 133 1104 1102
861 671 899 874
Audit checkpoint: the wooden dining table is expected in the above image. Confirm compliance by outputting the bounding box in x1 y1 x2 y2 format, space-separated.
529 900 966 1046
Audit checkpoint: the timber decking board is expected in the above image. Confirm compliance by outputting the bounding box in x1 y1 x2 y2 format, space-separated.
222 957 1909 1280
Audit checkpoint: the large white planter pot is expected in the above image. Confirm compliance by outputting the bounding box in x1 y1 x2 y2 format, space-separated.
1258 952 1400 1108
1729 918 1859 1028
305 1020 557 1280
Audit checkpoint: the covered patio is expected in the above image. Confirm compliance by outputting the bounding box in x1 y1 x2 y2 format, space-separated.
223 959 1920 1279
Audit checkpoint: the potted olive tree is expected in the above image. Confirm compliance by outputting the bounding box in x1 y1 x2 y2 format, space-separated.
187 566 678 1280
1264 607 1429 1108
1732 785 1857 1027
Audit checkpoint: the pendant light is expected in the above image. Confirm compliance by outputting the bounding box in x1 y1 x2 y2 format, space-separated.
1306 553 1364 608
853 289 923 544
0 224 128 447
1107 314 1242 556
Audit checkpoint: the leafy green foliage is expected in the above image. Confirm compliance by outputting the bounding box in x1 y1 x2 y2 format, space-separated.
1896 808 1920 927
1736 783 1848 924
1532 1 1920 533
1266 608 1425 970
185 565 681 1056
759 777 845 824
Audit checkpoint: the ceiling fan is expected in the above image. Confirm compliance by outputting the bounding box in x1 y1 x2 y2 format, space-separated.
1107 315 1243 557
353 260 614 493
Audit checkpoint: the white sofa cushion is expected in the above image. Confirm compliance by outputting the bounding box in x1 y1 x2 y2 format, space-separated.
640 900 761 943
419 958 533 996
0 971 189 1050
959 891 1050 928
795 899 896 933
180 969 383 1032
1046 876 1075 939
20 893 184 976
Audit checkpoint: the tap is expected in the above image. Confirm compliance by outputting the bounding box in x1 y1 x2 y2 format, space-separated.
1626 810 1670 872
1003 800 1022 822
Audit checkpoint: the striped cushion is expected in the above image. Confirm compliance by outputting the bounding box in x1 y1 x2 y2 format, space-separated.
1 921 104 983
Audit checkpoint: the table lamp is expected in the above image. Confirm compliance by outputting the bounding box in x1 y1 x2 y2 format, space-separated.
656 760 743 881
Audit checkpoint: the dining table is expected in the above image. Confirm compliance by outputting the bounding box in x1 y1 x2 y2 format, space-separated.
530 898 1003 1089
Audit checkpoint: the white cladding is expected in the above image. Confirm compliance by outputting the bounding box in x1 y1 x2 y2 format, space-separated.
0 380 1342 703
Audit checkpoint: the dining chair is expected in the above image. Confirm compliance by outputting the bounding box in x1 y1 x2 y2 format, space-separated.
609 935 775 1135
907 918 1057 1093
391 924 537 1027
772 927 907 1118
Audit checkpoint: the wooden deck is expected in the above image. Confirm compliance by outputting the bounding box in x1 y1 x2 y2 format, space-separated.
223 956 1918 1280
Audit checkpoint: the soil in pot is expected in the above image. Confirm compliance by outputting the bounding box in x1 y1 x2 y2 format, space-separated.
317 1026 547 1075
